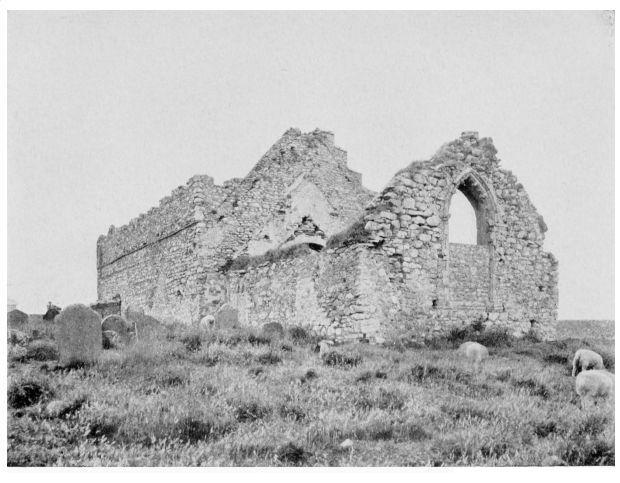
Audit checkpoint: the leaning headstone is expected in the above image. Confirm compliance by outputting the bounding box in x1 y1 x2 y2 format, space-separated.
213 303 239 329
55 304 102 365
124 307 162 341
8 309 28 329
261 322 284 339
102 314 134 346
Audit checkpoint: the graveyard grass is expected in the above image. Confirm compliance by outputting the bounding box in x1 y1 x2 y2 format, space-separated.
7 317 615 466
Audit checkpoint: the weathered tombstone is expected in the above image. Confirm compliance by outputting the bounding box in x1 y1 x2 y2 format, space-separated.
8 309 28 329
124 307 162 341
101 314 134 348
55 304 102 365
103 314 133 335
102 330 121 349
199 314 215 329
213 303 239 329
261 322 284 339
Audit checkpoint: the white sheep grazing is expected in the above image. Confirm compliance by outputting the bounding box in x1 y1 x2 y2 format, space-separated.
575 369 614 409
457 341 489 370
572 349 604 377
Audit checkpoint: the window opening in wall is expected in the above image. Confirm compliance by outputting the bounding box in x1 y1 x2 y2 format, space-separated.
448 189 478 244
448 176 494 246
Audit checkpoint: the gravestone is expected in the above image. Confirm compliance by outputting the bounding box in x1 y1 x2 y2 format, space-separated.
124 306 162 341
55 304 102 365
213 303 239 329
101 314 134 348
261 322 284 339
8 309 28 329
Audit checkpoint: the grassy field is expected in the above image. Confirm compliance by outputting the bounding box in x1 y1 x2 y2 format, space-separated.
7 317 615 467
555 320 615 341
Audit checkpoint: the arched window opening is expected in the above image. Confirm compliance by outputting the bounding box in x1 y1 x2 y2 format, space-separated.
448 175 493 245
449 189 478 244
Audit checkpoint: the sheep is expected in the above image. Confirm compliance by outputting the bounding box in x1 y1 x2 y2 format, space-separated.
457 341 489 370
572 349 604 377
575 369 614 409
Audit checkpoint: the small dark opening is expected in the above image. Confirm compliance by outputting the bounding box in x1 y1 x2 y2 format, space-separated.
432 299 438 308
538 285 544 292
308 243 324 252
176 290 183 298
530 319 538 328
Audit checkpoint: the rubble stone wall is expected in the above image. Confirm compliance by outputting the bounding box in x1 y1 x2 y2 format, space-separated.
96 129 558 340
226 246 365 341
97 129 374 323
448 243 491 308
359 131 558 339
97 224 203 323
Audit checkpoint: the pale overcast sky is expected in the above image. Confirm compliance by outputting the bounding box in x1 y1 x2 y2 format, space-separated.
8 11 614 319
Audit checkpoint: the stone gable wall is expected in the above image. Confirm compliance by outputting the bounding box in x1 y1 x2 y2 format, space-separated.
97 129 375 324
358 131 558 339
196 129 375 273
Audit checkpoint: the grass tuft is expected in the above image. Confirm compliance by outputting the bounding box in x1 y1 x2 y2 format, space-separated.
8 376 53 409
233 401 272 423
276 442 311 466
256 351 282 365
180 333 202 352
321 351 362 367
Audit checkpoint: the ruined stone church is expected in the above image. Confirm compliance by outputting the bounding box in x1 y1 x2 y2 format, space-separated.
97 129 558 341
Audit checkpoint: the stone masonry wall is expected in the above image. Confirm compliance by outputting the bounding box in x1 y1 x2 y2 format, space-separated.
97 129 375 324
226 244 393 342
196 129 375 273
97 175 227 322
359 131 558 339
448 243 491 308
97 129 558 341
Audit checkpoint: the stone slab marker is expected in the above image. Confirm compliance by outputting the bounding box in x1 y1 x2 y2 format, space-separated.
56 304 102 365
214 303 239 329
101 314 134 348
124 307 162 341
102 314 133 338
8 309 29 329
